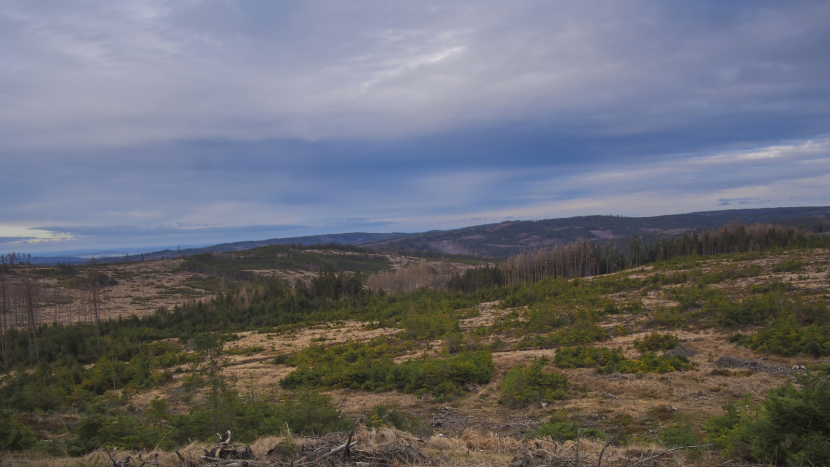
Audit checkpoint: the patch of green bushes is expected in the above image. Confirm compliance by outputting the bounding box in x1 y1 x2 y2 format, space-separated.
658 413 702 451
203 392 353 442
645 307 693 329
554 346 693 374
706 367 830 465
280 348 493 400
526 410 605 441
514 322 607 349
0 410 37 451
364 405 408 430
730 317 830 357
66 391 353 455
283 336 414 367
499 361 569 408
773 259 803 273
554 346 628 371
633 332 679 353
704 395 758 460
665 285 724 311
710 292 787 327
623 352 694 373
399 303 461 340
698 264 764 285
497 277 617 314
69 412 162 454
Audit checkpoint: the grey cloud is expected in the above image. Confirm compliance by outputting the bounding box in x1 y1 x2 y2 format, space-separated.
2 1 828 149
0 237 36 244
1 1 829 253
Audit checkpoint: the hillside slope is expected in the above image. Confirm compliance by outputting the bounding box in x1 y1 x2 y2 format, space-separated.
365 206 830 257
3 245 830 466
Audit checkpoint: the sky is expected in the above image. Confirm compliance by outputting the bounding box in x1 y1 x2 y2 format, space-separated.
1 0 830 254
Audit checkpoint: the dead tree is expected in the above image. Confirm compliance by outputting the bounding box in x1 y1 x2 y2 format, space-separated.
1 268 8 371
104 448 161 467
200 430 254 461
89 258 101 348
23 268 40 365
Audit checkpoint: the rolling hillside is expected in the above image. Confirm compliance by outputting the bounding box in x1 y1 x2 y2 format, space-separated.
364 206 830 257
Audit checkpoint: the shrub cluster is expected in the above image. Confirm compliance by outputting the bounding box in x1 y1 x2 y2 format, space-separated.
363 405 409 430
0 343 183 412
499 361 569 408
0 410 37 451
725 295 830 356
554 346 693 374
730 318 830 357
658 285 828 332
706 367 830 466
710 292 789 327
633 332 679 353
280 346 494 400
514 323 607 350
66 391 353 455
526 410 605 440
772 259 803 273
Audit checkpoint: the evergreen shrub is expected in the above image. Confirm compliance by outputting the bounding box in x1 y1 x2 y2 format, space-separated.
499 361 569 408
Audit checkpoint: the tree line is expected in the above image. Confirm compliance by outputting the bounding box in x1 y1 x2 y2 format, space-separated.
0 260 111 371
482 222 829 287
1 252 32 265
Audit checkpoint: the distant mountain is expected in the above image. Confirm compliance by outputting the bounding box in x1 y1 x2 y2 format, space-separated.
32 232 412 264
31 206 830 265
138 232 412 261
362 206 830 258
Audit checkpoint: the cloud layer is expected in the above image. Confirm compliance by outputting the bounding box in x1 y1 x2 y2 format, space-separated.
1 1 829 252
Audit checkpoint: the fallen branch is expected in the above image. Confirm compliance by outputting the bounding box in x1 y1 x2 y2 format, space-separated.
596 434 619 467
175 450 193 467
133 452 161 467
298 440 358 465
623 444 712 467
104 448 127 467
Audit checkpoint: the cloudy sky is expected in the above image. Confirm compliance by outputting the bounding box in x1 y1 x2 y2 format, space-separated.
2 0 829 254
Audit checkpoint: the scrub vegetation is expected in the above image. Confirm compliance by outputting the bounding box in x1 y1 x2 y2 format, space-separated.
1 222 830 465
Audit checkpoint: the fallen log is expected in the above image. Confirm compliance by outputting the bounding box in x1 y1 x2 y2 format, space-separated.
295 441 357 466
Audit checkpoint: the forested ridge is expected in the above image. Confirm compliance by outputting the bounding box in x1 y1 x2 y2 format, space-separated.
30 206 830 266
363 206 830 257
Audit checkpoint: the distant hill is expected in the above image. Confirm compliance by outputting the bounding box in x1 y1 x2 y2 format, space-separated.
31 232 412 265
363 206 830 258
138 232 411 261
32 206 830 264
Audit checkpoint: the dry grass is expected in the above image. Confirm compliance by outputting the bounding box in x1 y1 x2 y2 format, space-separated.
356 426 422 449
458 428 524 453
8 259 216 326
0 448 185 467
460 301 504 331
244 268 317 285
424 430 522 454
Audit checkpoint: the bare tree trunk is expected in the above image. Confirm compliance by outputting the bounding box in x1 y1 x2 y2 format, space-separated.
1 270 8 371
90 259 101 349
24 268 40 365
